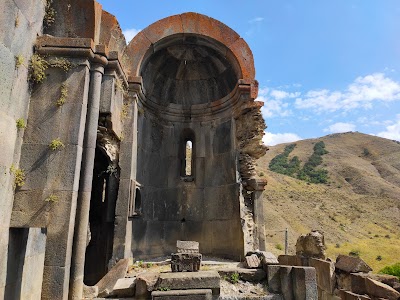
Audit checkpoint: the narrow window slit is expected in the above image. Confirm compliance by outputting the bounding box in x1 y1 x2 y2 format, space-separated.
185 140 192 176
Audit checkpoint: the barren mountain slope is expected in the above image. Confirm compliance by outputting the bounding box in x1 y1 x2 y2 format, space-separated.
256 132 400 271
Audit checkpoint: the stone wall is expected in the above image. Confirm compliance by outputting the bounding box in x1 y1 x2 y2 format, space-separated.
0 0 45 298
134 112 244 259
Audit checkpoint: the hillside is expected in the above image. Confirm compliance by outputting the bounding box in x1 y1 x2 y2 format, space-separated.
256 132 400 271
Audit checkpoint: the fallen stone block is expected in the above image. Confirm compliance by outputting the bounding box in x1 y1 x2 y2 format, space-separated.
310 258 336 293
266 265 281 293
109 277 135 297
247 251 279 265
96 259 129 297
218 268 266 282
292 266 318 300
339 290 371 300
349 273 368 295
335 255 372 273
152 289 212 300
365 277 400 300
156 271 220 295
245 254 262 269
136 272 160 300
366 273 400 289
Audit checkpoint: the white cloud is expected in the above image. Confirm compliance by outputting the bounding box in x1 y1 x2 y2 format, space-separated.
123 28 141 42
270 89 300 100
249 17 264 23
324 122 356 133
256 88 297 118
295 73 400 112
263 132 302 146
377 115 400 141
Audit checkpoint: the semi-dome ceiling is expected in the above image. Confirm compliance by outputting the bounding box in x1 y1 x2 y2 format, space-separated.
140 35 239 107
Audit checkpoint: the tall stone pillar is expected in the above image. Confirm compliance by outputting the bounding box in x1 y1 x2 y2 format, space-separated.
69 62 105 300
246 178 268 251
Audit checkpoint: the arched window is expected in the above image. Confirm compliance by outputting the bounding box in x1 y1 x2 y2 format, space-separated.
180 129 195 179
185 140 193 176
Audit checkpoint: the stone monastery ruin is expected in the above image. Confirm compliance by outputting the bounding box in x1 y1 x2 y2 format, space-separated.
0 1 268 299
2 2 400 300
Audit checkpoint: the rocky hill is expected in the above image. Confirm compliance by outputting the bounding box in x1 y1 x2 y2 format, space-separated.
256 132 400 271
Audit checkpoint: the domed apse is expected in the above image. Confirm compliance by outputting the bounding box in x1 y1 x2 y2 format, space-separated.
140 35 239 107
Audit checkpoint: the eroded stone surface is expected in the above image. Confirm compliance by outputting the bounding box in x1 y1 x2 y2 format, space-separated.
245 254 262 269
157 271 220 295
96 259 128 297
171 253 202 272
295 230 326 259
335 255 372 273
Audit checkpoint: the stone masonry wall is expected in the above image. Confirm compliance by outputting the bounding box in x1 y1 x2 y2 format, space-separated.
0 0 45 298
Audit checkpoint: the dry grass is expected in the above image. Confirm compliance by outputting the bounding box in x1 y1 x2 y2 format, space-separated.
257 132 400 272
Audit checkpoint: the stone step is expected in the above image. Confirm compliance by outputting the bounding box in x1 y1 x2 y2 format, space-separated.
152 289 212 300
156 271 220 295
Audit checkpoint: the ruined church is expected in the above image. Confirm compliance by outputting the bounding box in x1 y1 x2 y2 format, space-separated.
0 1 267 299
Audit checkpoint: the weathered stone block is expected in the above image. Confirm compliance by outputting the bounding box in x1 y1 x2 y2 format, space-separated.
365 277 400 300
295 230 326 259
309 258 336 293
109 277 136 297
152 289 212 300
349 273 368 295
157 271 220 295
320 289 341 300
96 259 129 297
171 253 202 272
135 272 160 299
267 265 281 293
280 266 294 300
335 255 372 273
83 284 98 299
245 254 262 269
292 266 317 300
219 268 266 282
339 290 371 300
278 255 302 266
177 240 199 253
261 251 279 265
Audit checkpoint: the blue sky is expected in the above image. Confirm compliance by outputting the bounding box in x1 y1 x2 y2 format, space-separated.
98 0 400 145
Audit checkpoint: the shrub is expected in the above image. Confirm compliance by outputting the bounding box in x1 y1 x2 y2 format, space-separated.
10 165 25 188
56 83 68 106
223 272 240 284
15 55 24 68
29 54 48 83
16 118 26 129
376 255 382 261
349 250 360 257
230 272 240 284
49 138 65 151
45 194 59 203
379 263 400 279
44 0 56 28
